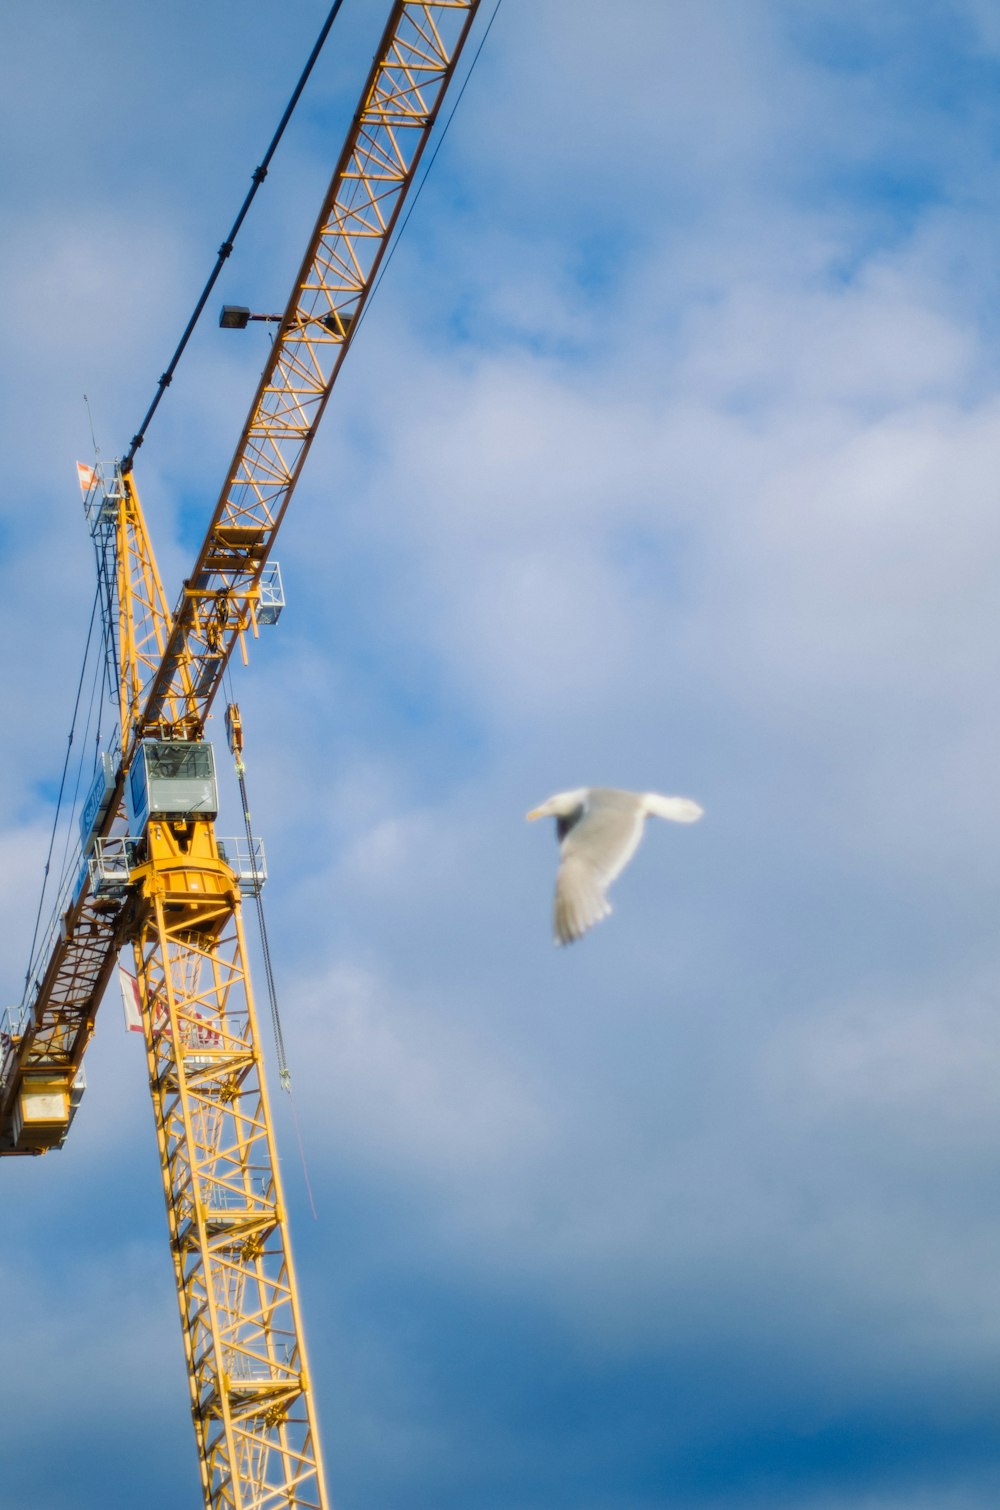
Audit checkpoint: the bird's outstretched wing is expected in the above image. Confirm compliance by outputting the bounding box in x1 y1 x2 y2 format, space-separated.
553 800 646 944
531 786 703 945
554 854 612 944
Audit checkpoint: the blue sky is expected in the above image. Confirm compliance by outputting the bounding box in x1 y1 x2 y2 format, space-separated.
4 1 1000 1506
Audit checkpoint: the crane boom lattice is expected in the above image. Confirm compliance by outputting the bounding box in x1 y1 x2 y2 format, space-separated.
142 0 480 742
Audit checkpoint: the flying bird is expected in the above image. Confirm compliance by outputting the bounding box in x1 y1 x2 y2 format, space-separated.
526 786 703 945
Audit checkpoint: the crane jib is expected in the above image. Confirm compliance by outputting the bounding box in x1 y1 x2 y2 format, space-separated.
141 0 481 738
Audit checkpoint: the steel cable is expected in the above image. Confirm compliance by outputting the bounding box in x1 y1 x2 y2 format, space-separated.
122 0 347 473
23 585 102 1001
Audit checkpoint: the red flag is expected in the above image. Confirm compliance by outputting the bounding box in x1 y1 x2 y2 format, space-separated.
76 461 97 495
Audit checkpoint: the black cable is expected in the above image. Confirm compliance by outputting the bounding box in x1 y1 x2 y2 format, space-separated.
223 675 318 1212
121 0 346 474
91 523 121 738
53 624 106 906
95 577 117 757
23 586 102 1001
235 757 290 1090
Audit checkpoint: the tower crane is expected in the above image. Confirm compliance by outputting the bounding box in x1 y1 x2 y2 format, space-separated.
0 4 481 1506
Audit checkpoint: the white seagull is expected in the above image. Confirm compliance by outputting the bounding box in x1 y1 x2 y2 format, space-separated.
526 786 703 945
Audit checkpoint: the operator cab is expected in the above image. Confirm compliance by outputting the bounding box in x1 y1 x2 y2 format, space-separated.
126 740 219 835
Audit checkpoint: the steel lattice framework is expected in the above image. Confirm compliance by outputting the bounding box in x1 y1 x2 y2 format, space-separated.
0 4 482 1507
131 833 324 1510
117 472 189 735
143 0 480 741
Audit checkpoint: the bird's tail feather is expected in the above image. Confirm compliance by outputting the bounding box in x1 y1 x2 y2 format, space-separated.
642 793 704 823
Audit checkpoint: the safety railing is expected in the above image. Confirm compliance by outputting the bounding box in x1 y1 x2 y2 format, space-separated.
0 1004 29 1090
88 836 138 896
216 836 267 896
88 834 265 897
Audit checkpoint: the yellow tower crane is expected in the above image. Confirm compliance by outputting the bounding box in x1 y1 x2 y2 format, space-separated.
0 4 481 1506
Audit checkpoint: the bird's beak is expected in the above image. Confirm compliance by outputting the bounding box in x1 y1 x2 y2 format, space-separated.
525 807 544 821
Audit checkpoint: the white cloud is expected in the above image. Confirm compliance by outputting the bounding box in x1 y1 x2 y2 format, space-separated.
291 958 550 1183
6 3 1000 1506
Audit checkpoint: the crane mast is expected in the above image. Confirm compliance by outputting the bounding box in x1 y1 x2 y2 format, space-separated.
0 5 482 1507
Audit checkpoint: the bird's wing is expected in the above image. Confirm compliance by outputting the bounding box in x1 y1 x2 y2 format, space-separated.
563 801 646 885
553 802 646 944
553 854 612 944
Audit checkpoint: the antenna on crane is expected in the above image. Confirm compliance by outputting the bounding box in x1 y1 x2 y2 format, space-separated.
83 393 101 461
